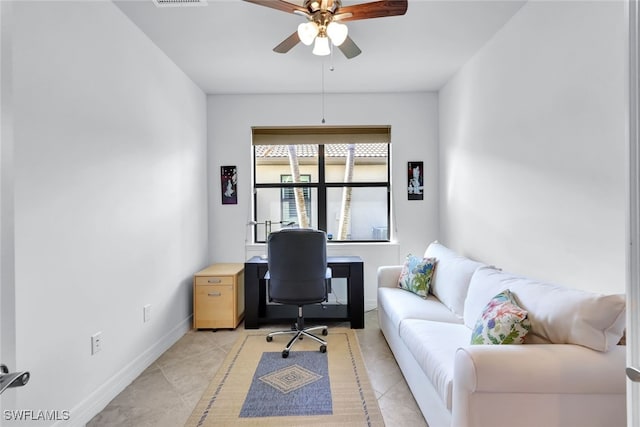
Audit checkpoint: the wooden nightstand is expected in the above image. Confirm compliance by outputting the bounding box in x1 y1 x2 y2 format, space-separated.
193 263 245 330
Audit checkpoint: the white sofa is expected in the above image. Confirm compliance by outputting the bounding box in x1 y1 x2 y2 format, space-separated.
377 241 627 427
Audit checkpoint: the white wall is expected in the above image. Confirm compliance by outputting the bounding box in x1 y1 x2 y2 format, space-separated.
10 2 207 425
1 0 17 396
208 92 439 308
439 0 627 294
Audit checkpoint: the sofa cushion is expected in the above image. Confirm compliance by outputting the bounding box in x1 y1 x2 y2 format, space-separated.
399 319 471 410
398 254 436 298
378 287 462 332
464 266 626 352
424 241 485 319
470 289 531 345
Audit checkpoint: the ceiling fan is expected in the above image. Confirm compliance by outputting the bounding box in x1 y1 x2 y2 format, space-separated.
243 0 408 59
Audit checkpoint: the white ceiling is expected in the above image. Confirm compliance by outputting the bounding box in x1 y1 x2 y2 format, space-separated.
114 0 526 95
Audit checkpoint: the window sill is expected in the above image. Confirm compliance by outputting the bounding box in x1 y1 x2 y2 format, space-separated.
245 241 399 249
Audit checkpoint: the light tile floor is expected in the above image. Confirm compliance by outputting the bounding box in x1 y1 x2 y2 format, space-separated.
88 310 428 426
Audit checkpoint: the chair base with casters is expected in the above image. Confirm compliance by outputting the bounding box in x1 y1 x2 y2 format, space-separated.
266 306 328 358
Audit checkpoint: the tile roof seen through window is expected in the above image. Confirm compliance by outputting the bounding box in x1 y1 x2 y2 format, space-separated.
255 143 388 158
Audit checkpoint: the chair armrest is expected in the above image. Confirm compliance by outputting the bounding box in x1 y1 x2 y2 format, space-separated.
377 265 403 288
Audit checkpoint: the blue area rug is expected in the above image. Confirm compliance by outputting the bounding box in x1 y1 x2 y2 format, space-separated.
239 351 332 417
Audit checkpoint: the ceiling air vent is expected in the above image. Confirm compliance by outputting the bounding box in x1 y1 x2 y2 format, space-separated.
152 0 208 7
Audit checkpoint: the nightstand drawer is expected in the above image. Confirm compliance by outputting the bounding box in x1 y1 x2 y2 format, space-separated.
195 276 233 286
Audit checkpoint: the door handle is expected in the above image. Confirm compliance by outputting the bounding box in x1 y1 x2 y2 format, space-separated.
626 367 640 382
0 364 30 394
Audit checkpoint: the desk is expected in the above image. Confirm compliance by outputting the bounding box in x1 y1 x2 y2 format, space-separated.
244 256 364 329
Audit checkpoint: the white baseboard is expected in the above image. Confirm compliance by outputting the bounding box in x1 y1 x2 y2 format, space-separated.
60 316 192 427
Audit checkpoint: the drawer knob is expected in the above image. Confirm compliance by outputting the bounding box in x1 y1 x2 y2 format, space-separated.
208 292 222 297
208 278 222 283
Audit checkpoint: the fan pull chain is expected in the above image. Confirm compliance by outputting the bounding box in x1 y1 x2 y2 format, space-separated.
321 60 326 124
329 42 335 71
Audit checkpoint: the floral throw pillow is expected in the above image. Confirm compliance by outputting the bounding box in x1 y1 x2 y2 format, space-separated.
398 255 437 298
471 289 531 345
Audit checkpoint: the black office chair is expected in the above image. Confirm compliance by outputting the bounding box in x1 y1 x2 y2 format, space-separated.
265 228 331 358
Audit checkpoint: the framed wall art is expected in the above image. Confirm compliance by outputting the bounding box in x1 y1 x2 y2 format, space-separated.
221 165 238 205
407 161 423 200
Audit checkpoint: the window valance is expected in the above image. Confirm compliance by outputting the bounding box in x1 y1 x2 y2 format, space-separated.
251 125 391 145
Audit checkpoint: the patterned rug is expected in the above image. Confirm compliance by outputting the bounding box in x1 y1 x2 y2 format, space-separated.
185 328 384 426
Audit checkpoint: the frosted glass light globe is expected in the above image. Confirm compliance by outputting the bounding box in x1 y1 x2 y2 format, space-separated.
312 36 331 56
297 22 319 46
326 22 348 46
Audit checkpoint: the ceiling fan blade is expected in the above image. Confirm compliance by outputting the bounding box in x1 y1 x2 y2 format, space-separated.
337 36 362 59
273 31 301 54
337 0 408 22
242 0 307 15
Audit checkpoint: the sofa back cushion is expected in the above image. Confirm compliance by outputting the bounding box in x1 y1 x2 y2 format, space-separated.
424 241 485 319
464 266 626 352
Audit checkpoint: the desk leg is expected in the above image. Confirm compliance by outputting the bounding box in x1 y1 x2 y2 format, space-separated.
244 262 259 329
349 262 365 329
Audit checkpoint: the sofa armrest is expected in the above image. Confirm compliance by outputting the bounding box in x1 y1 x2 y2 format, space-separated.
452 344 626 427
455 344 625 394
377 265 403 288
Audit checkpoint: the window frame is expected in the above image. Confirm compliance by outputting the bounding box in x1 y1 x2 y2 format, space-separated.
252 144 391 243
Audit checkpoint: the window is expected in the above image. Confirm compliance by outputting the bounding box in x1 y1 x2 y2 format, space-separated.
252 126 391 243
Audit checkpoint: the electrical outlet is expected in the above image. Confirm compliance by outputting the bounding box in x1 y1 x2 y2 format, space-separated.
143 304 151 323
91 332 102 355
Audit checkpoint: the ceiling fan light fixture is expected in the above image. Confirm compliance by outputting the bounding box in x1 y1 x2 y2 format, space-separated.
243 0 408 59
326 21 348 46
312 36 331 56
298 22 319 46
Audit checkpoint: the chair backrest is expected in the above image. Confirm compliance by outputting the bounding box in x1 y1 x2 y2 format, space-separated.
267 228 328 305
